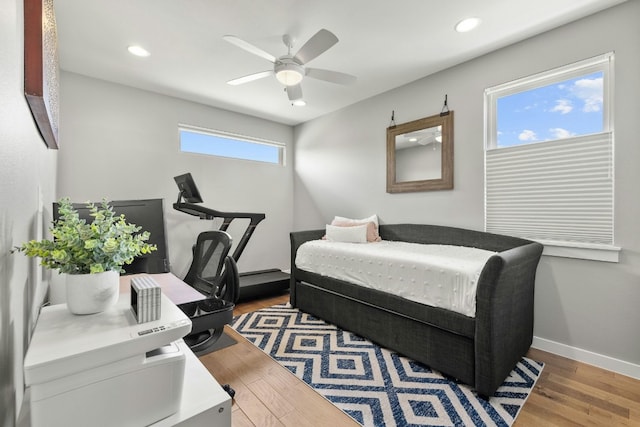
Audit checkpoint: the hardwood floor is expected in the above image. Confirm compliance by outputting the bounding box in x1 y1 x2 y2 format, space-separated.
199 293 640 426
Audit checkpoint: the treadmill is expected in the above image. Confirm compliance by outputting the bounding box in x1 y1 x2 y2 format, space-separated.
173 173 289 300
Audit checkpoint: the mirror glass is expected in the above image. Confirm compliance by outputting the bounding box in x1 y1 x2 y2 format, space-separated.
387 112 453 193
395 125 443 181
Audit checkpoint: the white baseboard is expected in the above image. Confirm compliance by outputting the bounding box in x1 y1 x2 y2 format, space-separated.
532 336 640 380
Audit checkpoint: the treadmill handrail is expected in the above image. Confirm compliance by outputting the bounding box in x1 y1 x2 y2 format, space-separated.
173 202 265 223
173 201 266 262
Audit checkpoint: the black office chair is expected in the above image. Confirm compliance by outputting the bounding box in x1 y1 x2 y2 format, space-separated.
179 230 239 356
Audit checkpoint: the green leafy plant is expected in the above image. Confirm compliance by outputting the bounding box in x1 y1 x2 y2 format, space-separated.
14 198 157 274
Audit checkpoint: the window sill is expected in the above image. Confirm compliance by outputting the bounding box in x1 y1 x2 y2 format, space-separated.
537 240 620 263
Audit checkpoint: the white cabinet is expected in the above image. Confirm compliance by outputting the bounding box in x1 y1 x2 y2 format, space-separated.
21 288 231 427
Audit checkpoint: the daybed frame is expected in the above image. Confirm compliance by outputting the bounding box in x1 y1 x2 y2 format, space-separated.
289 224 543 397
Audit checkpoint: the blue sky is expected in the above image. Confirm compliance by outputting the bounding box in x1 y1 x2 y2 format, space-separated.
180 130 280 164
497 71 604 147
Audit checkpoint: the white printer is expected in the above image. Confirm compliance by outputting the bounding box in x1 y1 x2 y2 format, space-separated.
24 292 193 427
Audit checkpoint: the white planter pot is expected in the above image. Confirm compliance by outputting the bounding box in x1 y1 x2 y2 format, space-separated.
65 271 120 315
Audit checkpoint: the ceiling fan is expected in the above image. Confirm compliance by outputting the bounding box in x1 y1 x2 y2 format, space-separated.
223 29 357 106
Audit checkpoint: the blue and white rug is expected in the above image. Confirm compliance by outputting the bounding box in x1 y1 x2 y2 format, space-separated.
232 304 542 427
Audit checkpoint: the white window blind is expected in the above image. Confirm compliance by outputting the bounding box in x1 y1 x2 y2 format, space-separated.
485 132 613 245
483 53 620 261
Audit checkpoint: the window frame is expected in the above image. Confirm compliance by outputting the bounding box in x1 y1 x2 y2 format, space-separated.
484 52 620 262
485 52 613 150
178 124 286 166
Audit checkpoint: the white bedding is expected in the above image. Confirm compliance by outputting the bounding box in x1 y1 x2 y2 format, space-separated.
295 240 497 317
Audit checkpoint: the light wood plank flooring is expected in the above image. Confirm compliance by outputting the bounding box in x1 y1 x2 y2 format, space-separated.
199 293 640 426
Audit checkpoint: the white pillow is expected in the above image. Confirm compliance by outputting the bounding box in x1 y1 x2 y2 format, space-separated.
332 214 379 227
325 223 368 243
331 215 381 242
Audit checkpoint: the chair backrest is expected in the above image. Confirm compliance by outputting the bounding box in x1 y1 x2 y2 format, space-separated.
220 255 239 304
183 230 233 296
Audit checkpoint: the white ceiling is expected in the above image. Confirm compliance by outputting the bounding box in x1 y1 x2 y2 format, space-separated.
53 0 626 126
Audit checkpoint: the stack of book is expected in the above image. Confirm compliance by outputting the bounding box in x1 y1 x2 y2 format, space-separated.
130 275 162 323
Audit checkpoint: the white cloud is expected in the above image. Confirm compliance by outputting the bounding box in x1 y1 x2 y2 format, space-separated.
571 77 603 112
519 129 537 141
550 99 573 114
549 127 575 139
514 103 537 113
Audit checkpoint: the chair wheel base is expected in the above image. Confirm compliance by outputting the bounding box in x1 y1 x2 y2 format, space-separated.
183 327 224 355
222 384 235 399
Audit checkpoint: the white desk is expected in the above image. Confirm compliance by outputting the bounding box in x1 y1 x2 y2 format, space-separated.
120 273 206 306
19 273 231 427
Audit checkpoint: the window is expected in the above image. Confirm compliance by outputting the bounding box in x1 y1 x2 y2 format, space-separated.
179 125 285 165
484 52 619 262
495 70 604 148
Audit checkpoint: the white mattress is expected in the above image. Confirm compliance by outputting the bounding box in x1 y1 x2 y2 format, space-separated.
295 240 497 317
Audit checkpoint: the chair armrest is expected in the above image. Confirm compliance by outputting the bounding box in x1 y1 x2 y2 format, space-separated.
474 241 543 396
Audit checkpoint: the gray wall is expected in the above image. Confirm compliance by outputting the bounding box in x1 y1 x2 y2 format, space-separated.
294 1 640 372
58 72 294 278
0 0 58 424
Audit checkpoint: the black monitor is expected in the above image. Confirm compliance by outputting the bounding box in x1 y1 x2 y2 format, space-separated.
53 199 170 275
174 173 203 203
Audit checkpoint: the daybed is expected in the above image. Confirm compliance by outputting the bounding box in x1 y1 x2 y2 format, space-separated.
289 223 543 397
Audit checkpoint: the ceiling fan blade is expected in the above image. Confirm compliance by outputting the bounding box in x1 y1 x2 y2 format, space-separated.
293 29 338 65
286 84 303 101
227 70 274 86
306 68 357 85
223 35 276 63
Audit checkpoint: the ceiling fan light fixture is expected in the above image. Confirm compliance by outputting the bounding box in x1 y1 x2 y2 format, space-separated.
275 61 304 86
276 69 303 86
292 99 306 107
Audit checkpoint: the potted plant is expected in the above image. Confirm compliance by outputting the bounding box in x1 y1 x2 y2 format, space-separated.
14 198 157 314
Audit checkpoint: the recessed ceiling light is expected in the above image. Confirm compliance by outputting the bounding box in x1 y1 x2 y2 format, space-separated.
455 17 481 33
127 45 150 57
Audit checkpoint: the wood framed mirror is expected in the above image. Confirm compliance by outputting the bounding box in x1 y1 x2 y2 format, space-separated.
386 111 453 193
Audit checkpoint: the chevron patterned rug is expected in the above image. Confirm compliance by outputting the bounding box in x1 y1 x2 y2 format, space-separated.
232 304 542 427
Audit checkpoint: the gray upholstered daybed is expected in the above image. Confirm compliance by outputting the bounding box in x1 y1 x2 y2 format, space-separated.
289 224 543 397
